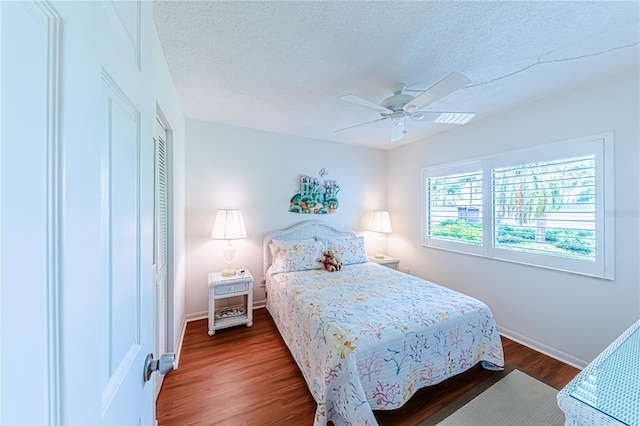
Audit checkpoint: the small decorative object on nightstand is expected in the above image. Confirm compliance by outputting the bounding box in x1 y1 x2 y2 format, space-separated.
208 269 254 336
368 255 399 270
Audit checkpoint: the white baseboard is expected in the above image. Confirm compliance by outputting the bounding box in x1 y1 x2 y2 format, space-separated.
154 374 164 400
173 316 189 370
185 311 208 322
498 325 587 370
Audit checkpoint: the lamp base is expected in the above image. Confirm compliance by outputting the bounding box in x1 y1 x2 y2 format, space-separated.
221 241 236 277
375 233 386 260
221 268 237 277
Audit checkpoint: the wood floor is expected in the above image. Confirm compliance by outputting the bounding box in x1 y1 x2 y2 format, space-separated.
156 308 580 426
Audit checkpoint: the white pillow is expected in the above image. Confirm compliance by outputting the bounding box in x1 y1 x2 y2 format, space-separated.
269 239 325 273
320 236 367 265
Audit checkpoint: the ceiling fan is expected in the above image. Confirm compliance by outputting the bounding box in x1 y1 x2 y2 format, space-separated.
336 72 475 142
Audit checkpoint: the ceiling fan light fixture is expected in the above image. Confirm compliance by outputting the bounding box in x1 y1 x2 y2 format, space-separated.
404 104 418 113
390 115 405 142
435 112 475 124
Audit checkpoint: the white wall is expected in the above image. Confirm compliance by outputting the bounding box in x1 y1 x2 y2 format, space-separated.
388 69 640 368
184 119 387 316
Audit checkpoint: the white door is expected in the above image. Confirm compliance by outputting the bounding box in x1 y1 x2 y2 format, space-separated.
1 1 64 423
154 118 170 399
1 1 157 424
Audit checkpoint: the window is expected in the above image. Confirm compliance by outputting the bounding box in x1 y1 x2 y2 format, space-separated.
424 161 486 256
492 155 595 259
427 170 483 245
422 133 614 279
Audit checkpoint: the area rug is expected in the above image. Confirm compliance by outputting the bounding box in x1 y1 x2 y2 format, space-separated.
418 369 564 426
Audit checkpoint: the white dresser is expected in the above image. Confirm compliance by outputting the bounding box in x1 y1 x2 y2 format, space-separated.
557 319 640 426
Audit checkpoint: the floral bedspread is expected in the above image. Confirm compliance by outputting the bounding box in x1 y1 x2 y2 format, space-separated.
266 262 504 426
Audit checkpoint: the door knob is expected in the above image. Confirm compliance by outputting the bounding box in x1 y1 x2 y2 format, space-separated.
143 353 175 382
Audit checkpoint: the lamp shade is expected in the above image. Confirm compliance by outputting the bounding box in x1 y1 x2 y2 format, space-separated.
369 211 392 233
210 209 247 240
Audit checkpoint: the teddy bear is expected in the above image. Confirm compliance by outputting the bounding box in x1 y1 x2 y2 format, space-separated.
319 250 342 272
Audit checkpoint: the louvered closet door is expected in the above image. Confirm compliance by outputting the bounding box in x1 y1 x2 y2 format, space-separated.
154 118 169 398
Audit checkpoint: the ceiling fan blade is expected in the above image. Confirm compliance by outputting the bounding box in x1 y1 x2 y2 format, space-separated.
390 116 405 142
335 116 389 133
403 72 471 113
339 94 391 112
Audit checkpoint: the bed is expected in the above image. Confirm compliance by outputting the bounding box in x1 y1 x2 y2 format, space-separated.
263 220 504 426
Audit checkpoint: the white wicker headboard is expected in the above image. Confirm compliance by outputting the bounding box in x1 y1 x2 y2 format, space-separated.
262 220 356 279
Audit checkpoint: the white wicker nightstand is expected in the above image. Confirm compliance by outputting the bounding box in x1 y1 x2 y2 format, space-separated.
208 270 254 336
368 255 399 270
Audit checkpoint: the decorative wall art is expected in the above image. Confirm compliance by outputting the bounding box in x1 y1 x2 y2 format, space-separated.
289 170 340 214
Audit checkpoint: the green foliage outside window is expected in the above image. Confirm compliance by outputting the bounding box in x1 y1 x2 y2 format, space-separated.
431 219 482 244
432 220 594 257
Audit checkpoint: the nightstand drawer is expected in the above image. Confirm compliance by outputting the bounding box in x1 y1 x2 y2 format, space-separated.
214 282 250 295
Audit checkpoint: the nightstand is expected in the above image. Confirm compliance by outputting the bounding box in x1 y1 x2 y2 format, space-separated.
208 270 254 336
368 255 399 270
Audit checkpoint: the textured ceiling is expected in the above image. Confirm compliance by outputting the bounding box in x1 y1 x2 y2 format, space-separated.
153 1 640 150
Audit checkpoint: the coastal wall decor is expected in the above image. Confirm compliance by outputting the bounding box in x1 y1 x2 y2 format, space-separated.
289 170 340 214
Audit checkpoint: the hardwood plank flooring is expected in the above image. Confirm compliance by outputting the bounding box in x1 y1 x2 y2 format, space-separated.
157 308 579 426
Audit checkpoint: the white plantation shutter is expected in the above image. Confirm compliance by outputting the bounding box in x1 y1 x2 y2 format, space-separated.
422 133 613 279
426 170 483 244
492 155 596 261
423 161 486 256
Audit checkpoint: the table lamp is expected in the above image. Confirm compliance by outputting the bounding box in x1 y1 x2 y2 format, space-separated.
211 209 247 276
369 210 392 259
